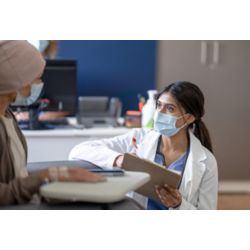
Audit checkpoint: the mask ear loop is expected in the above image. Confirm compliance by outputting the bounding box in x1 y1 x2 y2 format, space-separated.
174 100 192 131
175 99 189 127
176 113 189 130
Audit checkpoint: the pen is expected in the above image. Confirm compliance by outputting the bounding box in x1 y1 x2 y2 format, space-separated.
132 136 138 149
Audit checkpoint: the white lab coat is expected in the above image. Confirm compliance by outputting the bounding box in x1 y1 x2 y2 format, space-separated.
69 128 218 210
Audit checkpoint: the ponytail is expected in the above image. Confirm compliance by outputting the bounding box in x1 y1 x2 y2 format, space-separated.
193 120 213 153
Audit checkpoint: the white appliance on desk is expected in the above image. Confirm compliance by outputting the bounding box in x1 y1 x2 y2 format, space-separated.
40 171 150 203
23 127 130 162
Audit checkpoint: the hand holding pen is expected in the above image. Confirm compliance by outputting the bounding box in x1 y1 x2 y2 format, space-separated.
132 136 138 154
113 136 138 167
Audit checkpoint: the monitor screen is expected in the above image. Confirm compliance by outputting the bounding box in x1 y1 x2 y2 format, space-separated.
41 59 77 115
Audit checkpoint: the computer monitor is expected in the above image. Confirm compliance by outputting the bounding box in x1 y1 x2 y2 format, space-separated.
41 59 77 115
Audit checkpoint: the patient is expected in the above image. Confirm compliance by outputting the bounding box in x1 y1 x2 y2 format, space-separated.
0 40 105 206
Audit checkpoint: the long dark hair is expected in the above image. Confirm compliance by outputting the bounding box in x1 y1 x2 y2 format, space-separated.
156 81 213 153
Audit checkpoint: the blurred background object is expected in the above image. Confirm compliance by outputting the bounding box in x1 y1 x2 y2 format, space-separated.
125 110 141 128
141 90 158 128
77 96 122 127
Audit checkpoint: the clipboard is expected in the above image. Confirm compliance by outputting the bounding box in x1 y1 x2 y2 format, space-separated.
121 153 181 202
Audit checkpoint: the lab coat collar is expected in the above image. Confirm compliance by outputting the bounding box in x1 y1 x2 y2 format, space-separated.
188 130 207 162
137 129 161 161
139 128 207 157
140 129 207 162
180 130 207 200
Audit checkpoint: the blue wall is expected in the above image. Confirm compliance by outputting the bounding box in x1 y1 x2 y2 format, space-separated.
57 40 156 113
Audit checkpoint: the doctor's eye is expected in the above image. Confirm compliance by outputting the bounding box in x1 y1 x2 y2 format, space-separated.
166 105 175 113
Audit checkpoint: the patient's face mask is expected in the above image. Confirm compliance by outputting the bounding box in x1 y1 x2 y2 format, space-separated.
12 81 44 106
153 110 188 137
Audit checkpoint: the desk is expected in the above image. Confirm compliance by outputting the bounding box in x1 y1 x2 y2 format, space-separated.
23 127 130 162
2 160 148 210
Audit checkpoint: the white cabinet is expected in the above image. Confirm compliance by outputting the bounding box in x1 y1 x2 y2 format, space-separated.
23 127 130 162
157 41 250 180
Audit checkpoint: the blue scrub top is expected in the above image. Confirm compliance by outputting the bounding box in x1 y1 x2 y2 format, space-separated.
147 137 189 210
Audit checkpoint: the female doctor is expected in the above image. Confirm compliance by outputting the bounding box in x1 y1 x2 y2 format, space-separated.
69 81 218 210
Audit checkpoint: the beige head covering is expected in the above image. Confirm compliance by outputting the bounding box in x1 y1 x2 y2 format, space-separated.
0 40 46 95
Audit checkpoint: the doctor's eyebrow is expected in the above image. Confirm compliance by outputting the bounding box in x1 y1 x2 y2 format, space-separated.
157 100 177 107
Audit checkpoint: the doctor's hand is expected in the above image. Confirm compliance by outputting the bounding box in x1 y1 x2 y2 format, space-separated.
155 184 182 208
113 154 124 167
113 152 137 167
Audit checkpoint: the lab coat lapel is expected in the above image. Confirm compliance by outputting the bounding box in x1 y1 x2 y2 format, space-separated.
130 130 160 208
137 130 160 161
180 131 207 200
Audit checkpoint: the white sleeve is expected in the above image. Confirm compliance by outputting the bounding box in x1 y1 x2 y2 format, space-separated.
176 157 218 210
68 128 144 168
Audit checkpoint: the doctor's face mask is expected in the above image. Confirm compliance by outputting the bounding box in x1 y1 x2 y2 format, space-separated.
153 92 189 137
153 111 188 137
12 81 44 106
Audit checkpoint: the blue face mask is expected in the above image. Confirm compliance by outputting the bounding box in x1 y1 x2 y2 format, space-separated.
153 111 187 137
12 82 44 106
